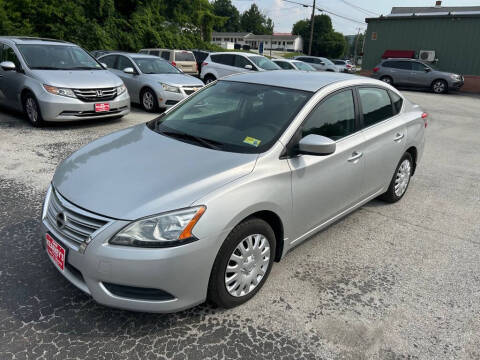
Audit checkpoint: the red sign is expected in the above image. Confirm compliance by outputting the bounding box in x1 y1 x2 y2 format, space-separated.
46 233 65 271
95 103 110 112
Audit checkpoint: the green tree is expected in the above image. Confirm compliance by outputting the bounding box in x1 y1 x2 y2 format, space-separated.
240 4 273 35
292 14 346 58
212 0 240 32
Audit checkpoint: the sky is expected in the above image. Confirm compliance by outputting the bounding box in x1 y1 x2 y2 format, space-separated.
232 0 480 35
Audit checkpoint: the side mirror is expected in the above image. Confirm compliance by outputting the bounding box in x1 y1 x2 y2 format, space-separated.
0 61 16 71
298 134 336 156
123 67 136 74
101 62 108 69
319 61 325 65
424 67 431 72
244 64 253 70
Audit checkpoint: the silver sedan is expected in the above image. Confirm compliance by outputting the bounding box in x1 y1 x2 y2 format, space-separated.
99 53 204 112
41 71 426 312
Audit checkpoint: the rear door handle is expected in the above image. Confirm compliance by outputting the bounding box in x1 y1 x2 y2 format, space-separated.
394 133 405 142
347 151 363 162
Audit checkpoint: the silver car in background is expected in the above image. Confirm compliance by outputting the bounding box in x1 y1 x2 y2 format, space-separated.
41 71 426 313
0 37 130 126
333 59 356 73
272 59 316 71
293 55 339 72
99 53 204 112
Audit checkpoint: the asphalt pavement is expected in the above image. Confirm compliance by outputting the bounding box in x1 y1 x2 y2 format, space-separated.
0 91 479 359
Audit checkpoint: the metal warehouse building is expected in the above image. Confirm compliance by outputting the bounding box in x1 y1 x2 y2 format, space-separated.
363 2 480 92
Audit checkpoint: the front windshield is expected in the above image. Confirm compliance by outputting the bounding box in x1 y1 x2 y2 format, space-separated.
133 57 180 74
294 61 315 71
17 44 102 70
147 81 312 153
249 56 281 70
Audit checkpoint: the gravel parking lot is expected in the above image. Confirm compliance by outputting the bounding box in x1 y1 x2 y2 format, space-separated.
1 91 479 359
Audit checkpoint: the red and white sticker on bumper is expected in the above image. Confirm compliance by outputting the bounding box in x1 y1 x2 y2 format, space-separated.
46 233 66 271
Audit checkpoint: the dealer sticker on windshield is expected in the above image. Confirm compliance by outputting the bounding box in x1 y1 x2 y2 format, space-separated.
243 136 261 147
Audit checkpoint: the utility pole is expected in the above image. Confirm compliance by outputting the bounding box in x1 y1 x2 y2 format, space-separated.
308 0 315 55
353 27 361 65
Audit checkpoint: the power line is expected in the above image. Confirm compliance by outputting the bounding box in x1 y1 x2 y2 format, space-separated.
338 0 379 16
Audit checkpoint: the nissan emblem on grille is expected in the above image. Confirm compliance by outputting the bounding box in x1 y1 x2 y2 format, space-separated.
56 212 67 229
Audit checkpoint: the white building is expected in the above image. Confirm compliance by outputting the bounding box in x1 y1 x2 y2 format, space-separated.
211 32 303 52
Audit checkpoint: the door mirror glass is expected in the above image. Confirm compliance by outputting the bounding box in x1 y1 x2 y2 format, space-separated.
425 67 431 72
101 62 108 69
298 134 336 156
123 67 135 74
244 64 253 70
319 61 325 65
0 61 16 71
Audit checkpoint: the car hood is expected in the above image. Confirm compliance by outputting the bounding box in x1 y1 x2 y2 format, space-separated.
52 124 257 220
31 69 122 88
145 73 204 86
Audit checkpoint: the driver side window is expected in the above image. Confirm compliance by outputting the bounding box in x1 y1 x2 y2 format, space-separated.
302 90 356 141
234 55 252 69
116 56 134 71
2 45 21 69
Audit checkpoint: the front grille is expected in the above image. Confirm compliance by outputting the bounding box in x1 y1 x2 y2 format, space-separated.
73 88 117 102
45 189 109 246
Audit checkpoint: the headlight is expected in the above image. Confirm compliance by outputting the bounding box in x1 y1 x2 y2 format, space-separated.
160 83 181 93
116 84 127 95
110 206 206 247
450 74 461 81
43 85 76 98
42 184 52 220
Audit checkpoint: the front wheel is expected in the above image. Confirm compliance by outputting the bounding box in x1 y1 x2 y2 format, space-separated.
141 88 159 112
432 79 448 94
203 75 216 84
380 76 393 85
379 153 413 203
208 218 276 308
23 93 44 127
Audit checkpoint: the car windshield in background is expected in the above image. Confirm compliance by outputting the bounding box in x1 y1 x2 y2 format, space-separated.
133 57 180 74
294 61 315 71
175 51 195 61
334 60 345 65
17 44 102 70
249 56 281 70
147 81 312 153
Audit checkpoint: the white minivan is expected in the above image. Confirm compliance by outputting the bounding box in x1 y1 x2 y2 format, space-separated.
200 52 280 84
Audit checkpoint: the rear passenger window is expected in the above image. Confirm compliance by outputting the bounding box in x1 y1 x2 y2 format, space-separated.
160 51 170 60
302 90 356 140
359 87 394 127
150 50 160 57
211 54 234 66
275 61 293 69
390 91 403 114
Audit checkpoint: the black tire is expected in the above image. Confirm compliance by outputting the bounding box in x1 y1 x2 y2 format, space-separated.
22 92 45 127
379 152 413 203
380 76 393 85
432 79 448 94
140 88 159 112
203 74 216 85
208 218 276 309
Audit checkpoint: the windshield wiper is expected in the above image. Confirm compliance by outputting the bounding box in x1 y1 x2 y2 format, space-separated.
30 66 65 70
161 130 223 150
67 66 102 70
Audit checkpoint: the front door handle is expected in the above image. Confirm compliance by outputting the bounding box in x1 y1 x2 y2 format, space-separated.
394 133 405 142
347 151 363 162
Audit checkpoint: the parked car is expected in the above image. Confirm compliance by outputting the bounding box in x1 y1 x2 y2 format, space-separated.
333 59 356 73
371 58 464 94
200 52 281 83
139 48 198 76
41 70 426 312
99 53 204 112
293 55 338 72
90 50 120 59
0 37 130 126
191 49 211 73
272 59 316 71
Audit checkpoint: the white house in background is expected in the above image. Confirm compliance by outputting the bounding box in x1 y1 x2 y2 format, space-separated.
211 32 303 52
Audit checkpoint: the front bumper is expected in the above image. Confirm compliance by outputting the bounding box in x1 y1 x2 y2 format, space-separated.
40 188 221 313
449 79 464 89
37 91 131 122
157 86 203 109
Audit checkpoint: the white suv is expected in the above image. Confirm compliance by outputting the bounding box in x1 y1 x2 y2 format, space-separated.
200 52 280 83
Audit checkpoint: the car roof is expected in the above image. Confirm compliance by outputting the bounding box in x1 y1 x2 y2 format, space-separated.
0 36 75 46
99 52 160 59
382 58 419 61
211 52 264 58
223 70 364 92
273 59 300 63
141 49 193 52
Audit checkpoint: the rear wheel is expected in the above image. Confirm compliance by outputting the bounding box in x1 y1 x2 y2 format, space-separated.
208 218 276 308
432 79 448 94
22 92 44 127
380 76 393 85
203 74 216 84
379 152 413 203
141 88 159 112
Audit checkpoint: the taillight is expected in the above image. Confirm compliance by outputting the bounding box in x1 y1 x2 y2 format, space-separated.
202 62 208 66
422 112 428 127
346 64 352 68
373 67 380 72
171 61 176 67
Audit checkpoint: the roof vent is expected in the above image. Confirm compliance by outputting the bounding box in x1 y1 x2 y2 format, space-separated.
435 1 442 7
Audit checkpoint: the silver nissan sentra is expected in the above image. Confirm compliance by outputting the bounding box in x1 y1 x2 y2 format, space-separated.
41 71 426 312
